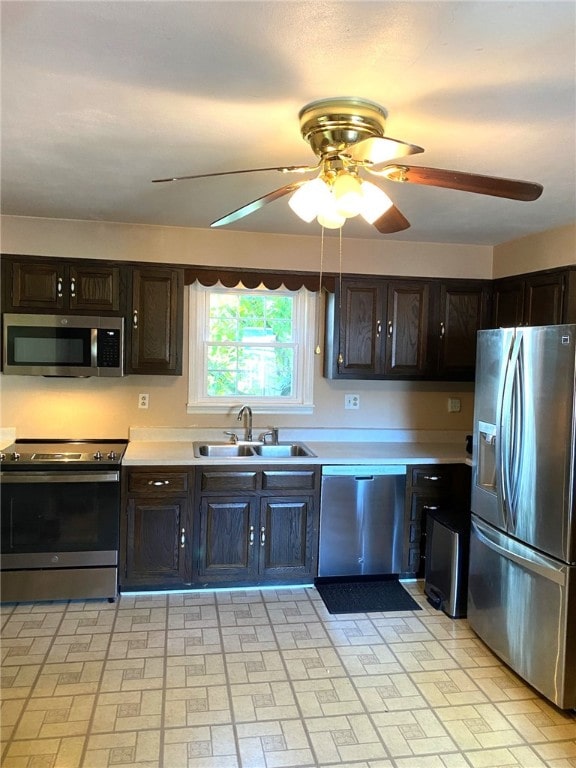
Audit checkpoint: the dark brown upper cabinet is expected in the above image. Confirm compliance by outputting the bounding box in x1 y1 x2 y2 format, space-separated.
325 276 490 381
127 266 183 375
3 256 123 314
384 280 431 377
434 281 492 380
492 268 574 327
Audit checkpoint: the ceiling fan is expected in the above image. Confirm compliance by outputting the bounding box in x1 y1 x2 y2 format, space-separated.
152 97 543 234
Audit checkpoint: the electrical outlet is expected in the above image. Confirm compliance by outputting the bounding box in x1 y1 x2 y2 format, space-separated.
345 393 360 409
448 397 461 413
138 393 149 409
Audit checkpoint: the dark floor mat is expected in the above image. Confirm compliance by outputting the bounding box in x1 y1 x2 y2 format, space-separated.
315 579 422 614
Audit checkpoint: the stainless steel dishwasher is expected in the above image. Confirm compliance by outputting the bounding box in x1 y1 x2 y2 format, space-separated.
318 465 407 577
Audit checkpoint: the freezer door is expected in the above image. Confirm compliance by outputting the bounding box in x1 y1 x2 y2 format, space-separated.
501 326 576 562
468 516 576 709
472 328 513 529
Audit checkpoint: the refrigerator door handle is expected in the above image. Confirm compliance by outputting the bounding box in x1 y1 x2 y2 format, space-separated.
497 333 515 528
472 519 567 586
499 331 523 531
508 336 525 528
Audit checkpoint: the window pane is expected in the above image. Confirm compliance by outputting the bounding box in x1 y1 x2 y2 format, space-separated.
206 344 294 397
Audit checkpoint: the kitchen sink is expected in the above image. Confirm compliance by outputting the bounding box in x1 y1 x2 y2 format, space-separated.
192 441 315 459
194 443 256 458
253 443 315 458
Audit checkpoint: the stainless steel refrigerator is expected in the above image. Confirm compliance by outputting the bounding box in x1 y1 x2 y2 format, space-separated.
469 324 576 710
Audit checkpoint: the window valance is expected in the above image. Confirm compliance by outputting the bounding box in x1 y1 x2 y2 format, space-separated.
184 266 335 292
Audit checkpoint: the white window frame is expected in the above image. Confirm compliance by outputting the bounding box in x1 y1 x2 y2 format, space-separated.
187 282 316 414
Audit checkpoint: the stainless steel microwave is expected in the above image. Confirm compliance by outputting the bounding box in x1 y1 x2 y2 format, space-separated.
2 313 124 377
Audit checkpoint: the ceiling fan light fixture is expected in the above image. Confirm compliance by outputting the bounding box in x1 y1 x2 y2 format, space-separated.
332 172 364 218
288 177 331 222
316 192 346 229
359 180 394 223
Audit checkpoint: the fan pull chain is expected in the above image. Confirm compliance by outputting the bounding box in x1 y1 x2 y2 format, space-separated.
314 228 325 355
337 227 344 365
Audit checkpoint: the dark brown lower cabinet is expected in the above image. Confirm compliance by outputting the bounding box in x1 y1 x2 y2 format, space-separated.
402 464 471 578
121 468 193 589
195 466 320 586
197 497 256 581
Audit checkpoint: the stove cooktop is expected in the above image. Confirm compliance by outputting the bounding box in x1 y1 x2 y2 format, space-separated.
0 439 128 467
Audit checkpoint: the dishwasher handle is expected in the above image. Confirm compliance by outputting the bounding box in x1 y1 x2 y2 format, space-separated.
322 465 407 477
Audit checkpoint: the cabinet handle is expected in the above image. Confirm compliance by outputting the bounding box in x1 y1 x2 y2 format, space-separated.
148 479 169 486
387 320 393 337
133 309 139 329
376 320 382 337
423 475 441 481
70 277 76 297
260 526 266 546
440 321 445 338
57 277 63 298
249 525 255 546
422 505 439 511
180 528 186 548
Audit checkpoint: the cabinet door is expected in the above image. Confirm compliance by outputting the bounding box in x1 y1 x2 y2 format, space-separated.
129 267 183 375
402 465 471 577
437 283 489 379
10 260 65 310
259 496 317 580
384 280 430 376
336 280 385 376
197 497 256 580
125 496 189 585
492 279 524 327
69 264 121 313
523 272 565 326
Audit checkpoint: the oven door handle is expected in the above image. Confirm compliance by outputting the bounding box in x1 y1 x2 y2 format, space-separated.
0 471 120 483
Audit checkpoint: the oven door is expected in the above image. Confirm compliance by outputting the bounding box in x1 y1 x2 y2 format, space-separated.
1 470 120 568
1 470 121 602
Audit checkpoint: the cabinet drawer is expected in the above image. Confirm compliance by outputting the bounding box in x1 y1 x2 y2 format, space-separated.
262 470 316 491
410 467 452 490
200 470 258 492
128 471 189 494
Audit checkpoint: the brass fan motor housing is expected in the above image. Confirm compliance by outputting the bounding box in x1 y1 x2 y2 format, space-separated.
299 97 388 158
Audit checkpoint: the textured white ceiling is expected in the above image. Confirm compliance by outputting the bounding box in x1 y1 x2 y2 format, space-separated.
1 1 575 245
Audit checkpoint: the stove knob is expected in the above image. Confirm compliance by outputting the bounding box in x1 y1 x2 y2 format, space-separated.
93 451 103 461
0 453 5 462
107 451 117 460
12 452 21 461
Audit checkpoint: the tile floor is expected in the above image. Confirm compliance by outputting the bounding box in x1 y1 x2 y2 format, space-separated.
1 581 575 768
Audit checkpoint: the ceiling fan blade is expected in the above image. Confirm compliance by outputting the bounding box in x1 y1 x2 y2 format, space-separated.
210 181 308 228
343 136 424 167
378 165 543 201
372 204 411 234
152 164 318 183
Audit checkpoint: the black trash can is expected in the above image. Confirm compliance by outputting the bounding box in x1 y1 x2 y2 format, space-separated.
424 508 471 618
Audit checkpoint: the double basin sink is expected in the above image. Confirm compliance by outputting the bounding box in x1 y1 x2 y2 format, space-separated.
193 441 316 459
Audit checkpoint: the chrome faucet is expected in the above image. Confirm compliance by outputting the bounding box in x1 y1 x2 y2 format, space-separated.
237 405 253 442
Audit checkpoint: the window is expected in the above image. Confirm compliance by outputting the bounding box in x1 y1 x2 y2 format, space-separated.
187 283 316 413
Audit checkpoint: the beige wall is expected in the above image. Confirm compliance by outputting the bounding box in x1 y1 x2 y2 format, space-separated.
1 214 493 278
493 223 576 278
0 215 572 440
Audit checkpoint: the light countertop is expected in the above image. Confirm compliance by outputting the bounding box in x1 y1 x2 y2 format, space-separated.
122 439 471 467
